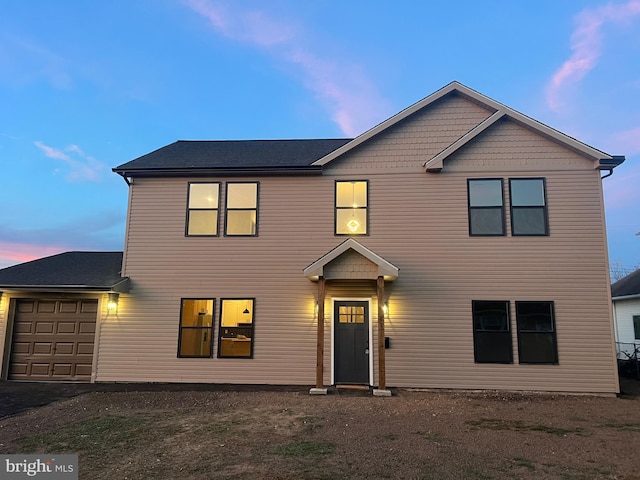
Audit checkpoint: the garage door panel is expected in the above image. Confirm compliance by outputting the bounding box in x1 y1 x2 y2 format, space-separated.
37 301 56 314
59 302 78 313
79 322 95 334
54 343 75 355
33 342 53 355
35 322 54 334
9 299 98 382
56 322 77 334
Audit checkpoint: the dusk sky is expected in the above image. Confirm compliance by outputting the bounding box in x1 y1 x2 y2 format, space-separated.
1 1 639 273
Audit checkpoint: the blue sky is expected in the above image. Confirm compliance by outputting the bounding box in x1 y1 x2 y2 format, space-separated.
1 0 639 273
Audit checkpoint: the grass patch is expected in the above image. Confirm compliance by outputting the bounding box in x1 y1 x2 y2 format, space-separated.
18 414 162 455
602 421 640 432
512 457 535 471
416 431 445 443
274 441 335 457
466 418 584 436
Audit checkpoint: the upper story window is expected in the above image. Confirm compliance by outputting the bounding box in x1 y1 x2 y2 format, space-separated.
468 179 505 236
225 183 259 236
186 183 220 236
335 180 368 235
509 178 548 236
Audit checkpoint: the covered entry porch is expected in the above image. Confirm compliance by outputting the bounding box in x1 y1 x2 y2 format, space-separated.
303 239 399 396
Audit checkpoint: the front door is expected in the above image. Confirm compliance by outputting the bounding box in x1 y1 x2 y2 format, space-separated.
334 301 369 384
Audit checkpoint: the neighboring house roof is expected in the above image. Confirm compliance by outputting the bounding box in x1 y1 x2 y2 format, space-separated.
612 268 640 299
0 251 128 292
313 81 624 172
113 139 352 178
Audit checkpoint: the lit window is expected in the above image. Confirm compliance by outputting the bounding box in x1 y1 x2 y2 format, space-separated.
335 180 368 235
178 299 214 357
186 183 220 236
218 299 255 358
509 178 548 236
472 301 513 363
225 183 258 236
468 179 505 236
516 301 558 364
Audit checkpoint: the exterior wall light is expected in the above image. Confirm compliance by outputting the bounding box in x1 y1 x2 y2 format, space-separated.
383 301 389 320
107 292 119 314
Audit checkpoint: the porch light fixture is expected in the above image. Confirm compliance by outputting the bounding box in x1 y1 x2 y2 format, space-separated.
383 301 389 320
107 292 119 314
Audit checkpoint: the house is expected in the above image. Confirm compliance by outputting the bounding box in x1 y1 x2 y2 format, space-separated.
612 268 640 361
0 82 625 394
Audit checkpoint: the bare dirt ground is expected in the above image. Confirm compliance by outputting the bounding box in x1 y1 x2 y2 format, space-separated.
1 382 639 480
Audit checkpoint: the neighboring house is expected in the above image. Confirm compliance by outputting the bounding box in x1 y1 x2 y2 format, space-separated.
0 82 626 394
612 268 640 360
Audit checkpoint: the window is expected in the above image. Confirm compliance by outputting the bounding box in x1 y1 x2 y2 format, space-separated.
509 178 548 235
218 299 255 358
516 301 558 364
186 183 220 236
178 299 214 357
335 180 368 235
634 316 640 340
225 183 258 236
468 179 505 236
472 301 512 363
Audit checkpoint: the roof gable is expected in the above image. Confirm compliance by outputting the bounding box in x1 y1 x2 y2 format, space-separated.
313 81 620 171
304 239 399 281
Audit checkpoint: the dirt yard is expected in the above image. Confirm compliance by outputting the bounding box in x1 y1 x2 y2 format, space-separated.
1 384 639 480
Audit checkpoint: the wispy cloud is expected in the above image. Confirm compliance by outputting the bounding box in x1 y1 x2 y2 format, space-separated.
183 0 391 136
0 210 125 268
34 141 105 182
546 0 640 110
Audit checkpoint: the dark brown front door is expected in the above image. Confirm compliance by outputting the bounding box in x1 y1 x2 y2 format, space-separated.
334 301 369 385
9 299 98 381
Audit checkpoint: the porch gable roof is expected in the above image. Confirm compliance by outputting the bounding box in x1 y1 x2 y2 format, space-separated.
303 238 399 281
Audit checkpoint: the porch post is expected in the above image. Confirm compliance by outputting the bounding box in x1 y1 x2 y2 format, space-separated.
311 276 327 394
374 275 391 396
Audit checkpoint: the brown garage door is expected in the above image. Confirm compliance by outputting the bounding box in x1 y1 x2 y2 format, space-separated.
9 299 98 381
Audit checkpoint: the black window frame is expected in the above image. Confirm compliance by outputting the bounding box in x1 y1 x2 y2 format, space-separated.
467 178 506 236
335 180 369 236
177 298 215 358
224 182 259 237
472 300 513 363
186 182 221 237
217 298 256 359
509 177 549 236
633 315 640 341
516 301 558 364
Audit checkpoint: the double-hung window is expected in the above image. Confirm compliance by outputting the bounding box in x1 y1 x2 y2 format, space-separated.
218 299 255 358
178 299 214 357
472 300 513 363
516 301 558 364
468 179 505 236
225 183 259 236
186 183 220 236
335 180 368 235
509 178 548 235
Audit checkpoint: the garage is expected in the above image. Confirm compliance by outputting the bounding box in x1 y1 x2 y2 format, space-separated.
9 299 98 381
0 251 128 382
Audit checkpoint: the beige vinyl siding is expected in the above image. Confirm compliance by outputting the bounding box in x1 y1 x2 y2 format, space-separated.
99 94 618 393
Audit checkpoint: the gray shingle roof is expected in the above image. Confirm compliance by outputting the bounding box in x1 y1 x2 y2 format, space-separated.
113 139 352 175
0 252 127 291
612 268 640 298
